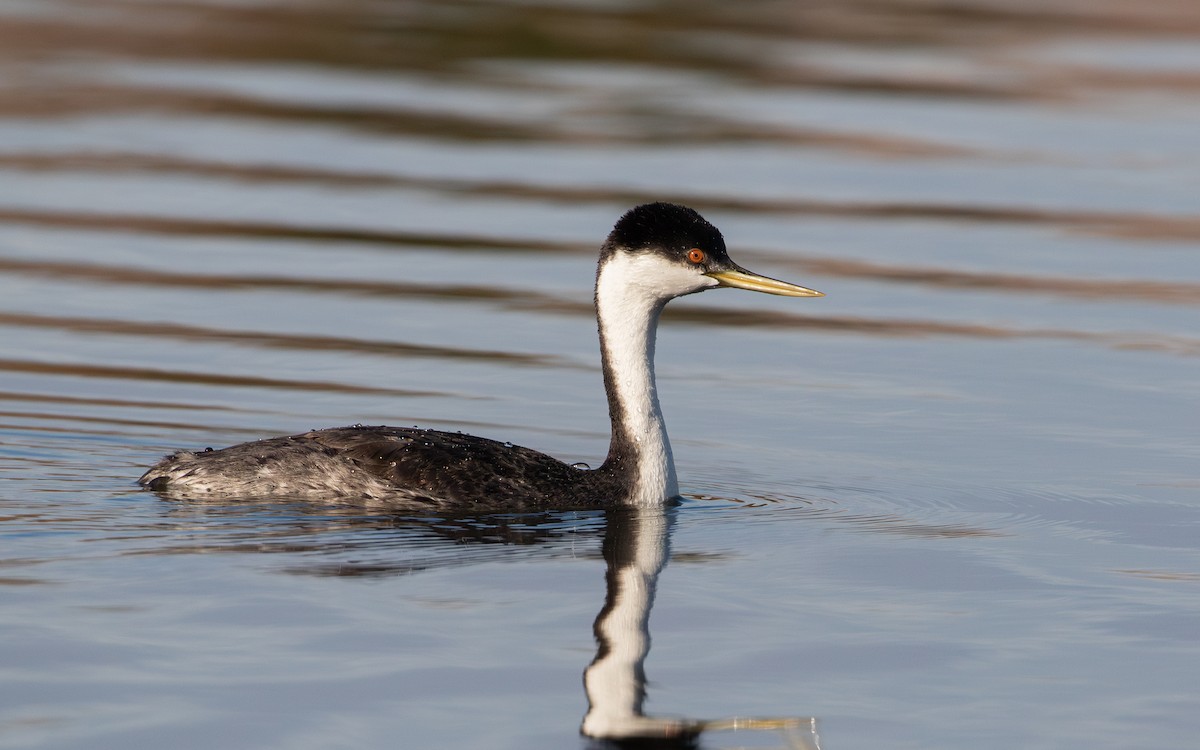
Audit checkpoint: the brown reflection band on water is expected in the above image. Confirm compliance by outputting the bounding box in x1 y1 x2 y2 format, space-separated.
0 577 52 586
0 389 232 412
8 0 1200 59
658 306 1200 356
0 256 551 301
0 311 569 369
0 208 576 254
4 162 1199 243
0 357 445 398
0 83 538 142
2 1 1199 103
771 256 1200 306
1115 569 1200 582
0 153 422 188
3 256 1198 357
0 409 244 434
0 82 984 154
3 201 1200 300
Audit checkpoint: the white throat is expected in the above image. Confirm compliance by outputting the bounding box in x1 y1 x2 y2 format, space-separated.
596 253 714 505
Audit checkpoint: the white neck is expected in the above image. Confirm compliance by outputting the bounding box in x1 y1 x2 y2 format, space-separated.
595 252 705 506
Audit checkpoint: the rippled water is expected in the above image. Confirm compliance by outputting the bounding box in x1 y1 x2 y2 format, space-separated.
2 1 1199 748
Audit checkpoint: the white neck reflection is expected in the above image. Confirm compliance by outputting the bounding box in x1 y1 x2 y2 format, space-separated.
581 507 820 748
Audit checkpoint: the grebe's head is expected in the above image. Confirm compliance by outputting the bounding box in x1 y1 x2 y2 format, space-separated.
598 203 823 302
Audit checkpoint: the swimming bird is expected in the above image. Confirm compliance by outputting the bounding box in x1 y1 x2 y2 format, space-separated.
139 203 822 508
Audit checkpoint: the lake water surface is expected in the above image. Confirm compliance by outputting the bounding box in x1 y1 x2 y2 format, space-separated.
1 1 1199 748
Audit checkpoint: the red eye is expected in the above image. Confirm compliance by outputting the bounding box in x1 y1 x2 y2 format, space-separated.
687 248 706 264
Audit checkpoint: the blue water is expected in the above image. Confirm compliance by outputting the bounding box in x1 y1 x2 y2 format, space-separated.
1 1 1198 748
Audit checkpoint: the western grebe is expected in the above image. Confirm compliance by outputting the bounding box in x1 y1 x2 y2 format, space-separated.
139 203 822 507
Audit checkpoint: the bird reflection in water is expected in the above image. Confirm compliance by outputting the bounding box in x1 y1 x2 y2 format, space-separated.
583 507 819 749
155 499 818 747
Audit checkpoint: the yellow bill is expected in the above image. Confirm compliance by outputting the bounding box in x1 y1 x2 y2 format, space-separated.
706 268 823 297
